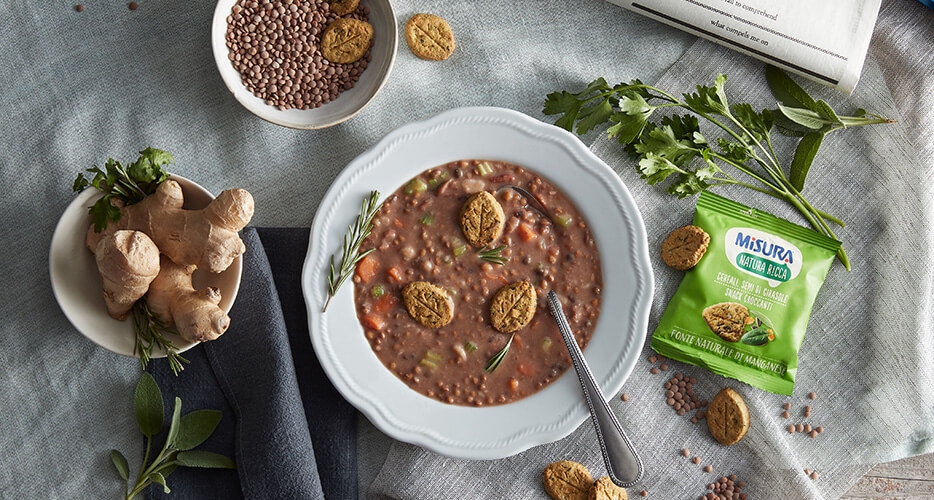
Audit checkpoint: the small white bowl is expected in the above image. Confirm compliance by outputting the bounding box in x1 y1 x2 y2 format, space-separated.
211 0 398 129
50 175 243 358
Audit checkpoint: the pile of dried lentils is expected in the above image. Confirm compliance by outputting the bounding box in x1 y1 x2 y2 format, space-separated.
225 0 371 110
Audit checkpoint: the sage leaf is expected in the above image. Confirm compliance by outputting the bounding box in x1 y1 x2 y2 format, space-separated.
777 104 828 130
134 373 164 438
773 113 812 137
176 451 236 469
165 397 182 449
175 410 223 451
765 65 818 111
110 449 129 481
149 472 171 494
813 101 842 127
740 327 771 346
790 132 825 191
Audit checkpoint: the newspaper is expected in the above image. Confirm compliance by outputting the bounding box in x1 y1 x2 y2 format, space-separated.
607 0 882 92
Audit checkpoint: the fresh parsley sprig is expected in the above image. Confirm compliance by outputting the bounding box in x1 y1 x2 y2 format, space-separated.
544 67 893 270
110 373 234 500
324 190 382 312
74 147 173 232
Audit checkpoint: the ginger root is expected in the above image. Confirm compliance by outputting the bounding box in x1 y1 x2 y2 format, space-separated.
146 256 231 342
87 179 254 273
93 230 160 320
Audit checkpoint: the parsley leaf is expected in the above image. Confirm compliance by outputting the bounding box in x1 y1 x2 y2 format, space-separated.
74 148 174 232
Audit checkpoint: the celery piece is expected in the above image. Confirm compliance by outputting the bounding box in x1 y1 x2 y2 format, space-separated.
554 214 573 227
464 341 478 353
453 244 468 257
425 351 442 361
404 178 427 194
419 213 434 225
419 358 438 369
542 337 552 351
477 162 494 176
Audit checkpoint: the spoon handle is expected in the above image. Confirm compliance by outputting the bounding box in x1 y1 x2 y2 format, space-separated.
547 291 644 488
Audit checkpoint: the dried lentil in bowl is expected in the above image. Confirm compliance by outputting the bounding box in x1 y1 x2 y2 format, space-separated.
352 160 603 406
225 0 372 110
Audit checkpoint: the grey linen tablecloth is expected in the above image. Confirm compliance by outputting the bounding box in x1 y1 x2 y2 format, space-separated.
0 0 931 498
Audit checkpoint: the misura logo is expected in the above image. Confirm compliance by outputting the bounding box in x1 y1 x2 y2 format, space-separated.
724 228 802 287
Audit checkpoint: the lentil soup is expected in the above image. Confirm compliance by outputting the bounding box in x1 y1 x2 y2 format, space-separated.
353 160 602 406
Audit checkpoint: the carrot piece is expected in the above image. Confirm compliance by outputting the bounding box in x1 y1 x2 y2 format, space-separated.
392 219 405 228
387 266 405 283
371 294 397 314
508 378 519 392
517 223 538 242
355 254 379 282
362 314 386 330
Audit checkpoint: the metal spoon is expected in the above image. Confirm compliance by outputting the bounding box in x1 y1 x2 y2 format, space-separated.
495 185 552 222
547 291 644 488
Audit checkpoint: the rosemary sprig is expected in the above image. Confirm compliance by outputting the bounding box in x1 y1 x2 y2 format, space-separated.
477 245 508 265
324 190 382 312
485 332 515 372
132 301 189 375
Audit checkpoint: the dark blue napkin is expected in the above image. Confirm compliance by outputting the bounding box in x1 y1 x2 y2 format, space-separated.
148 228 357 500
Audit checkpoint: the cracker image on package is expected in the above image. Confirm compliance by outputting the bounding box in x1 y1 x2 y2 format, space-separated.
651 192 840 395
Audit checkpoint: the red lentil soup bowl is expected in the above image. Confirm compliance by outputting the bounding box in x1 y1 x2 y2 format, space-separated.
301 107 654 459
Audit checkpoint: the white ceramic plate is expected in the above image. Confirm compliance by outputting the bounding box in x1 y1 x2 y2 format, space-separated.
301 107 654 459
211 0 398 129
50 175 243 358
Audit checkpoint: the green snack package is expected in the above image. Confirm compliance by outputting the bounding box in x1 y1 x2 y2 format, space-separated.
651 192 841 395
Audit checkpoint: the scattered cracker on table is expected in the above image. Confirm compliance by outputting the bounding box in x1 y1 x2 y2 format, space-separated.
405 13 455 60
589 476 627 500
661 225 709 270
707 387 750 445
543 461 593 500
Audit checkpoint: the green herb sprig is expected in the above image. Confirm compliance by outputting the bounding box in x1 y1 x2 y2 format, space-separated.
543 67 894 270
324 190 382 312
74 147 173 232
110 373 234 500
485 332 515 372
73 148 189 373
132 301 189 375
477 245 508 266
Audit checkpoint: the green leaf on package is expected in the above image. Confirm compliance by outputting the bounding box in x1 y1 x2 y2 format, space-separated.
740 327 772 346
134 372 164 438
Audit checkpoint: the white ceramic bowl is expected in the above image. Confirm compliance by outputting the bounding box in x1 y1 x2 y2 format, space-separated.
301 107 655 459
50 175 243 358
211 0 398 129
